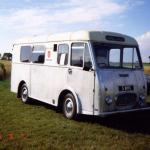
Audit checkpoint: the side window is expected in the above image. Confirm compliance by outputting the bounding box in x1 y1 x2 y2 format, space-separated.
20 46 32 62
84 44 92 70
57 44 69 65
94 45 108 67
71 43 84 67
32 45 45 64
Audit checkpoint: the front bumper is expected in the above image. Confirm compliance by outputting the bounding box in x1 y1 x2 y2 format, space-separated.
99 106 150 117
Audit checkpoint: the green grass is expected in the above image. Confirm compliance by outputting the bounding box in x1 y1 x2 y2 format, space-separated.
0 80 150 150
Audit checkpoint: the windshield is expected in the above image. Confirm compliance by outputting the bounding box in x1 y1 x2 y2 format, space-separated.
92 42 142 69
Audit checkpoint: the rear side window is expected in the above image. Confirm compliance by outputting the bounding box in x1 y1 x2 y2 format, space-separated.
57 44 69 65
32 45 45 64
20 46 32 62
71 43 84 67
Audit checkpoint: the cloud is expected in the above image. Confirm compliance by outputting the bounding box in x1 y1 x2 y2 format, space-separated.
125 0 144 8
137 31 150 62
0 0 145 53
0 0 127 35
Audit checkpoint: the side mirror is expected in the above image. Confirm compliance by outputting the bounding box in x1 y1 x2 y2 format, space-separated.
83 62 93 71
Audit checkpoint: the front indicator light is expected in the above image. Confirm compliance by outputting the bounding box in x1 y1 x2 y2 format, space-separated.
105 96 113 105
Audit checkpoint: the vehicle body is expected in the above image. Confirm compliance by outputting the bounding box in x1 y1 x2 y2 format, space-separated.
11 31 150 119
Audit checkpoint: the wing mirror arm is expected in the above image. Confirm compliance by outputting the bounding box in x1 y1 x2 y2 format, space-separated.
83 65 94 71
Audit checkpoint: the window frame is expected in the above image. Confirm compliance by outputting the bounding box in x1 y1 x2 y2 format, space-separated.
70 42 85 68
31 45 46 64
57 43 69 66
108 48 121 68
92 42 143 70
83 43 93 70
70 42 94 70
20 45 32 63
122 47 142 69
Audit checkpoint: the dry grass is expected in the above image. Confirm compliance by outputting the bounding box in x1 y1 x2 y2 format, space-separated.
144 66 150 75
0 60 11 79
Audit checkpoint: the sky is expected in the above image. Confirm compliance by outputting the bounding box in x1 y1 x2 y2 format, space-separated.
0 0 150 62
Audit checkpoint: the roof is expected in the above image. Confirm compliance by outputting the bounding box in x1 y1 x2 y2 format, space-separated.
14 30 138 46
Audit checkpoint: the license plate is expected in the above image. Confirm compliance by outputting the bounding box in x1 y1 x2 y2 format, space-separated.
119 85 134 91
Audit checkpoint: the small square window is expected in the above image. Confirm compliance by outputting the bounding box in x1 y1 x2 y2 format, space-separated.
71 43 84 67
57 44 69 65
31 45 45 64
20 46 32 62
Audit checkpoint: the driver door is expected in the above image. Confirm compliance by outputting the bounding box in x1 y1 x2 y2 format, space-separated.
67 42 95 114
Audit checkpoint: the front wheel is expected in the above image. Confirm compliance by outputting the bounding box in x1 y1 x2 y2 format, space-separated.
63 93 77 119
20 83 30 103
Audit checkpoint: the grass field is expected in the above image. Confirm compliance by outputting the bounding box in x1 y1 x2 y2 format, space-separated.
0 61 150 149
0 80 150 150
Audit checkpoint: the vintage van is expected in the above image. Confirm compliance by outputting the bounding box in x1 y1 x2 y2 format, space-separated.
11 31 150 119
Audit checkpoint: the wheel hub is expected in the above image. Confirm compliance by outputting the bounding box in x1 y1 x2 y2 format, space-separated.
65 98 73 115
22 87 28 102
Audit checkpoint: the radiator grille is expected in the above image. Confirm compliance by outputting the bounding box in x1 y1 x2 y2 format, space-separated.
116 93 137 107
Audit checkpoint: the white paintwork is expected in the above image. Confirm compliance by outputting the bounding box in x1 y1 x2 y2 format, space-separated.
11 37 95 114
14 31 138 46
11 30 150 116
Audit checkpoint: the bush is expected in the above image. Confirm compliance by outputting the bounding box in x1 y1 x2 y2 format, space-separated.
0 63 6 80
1 53 12 61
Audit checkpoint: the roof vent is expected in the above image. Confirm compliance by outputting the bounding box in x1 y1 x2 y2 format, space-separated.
106 35 125 42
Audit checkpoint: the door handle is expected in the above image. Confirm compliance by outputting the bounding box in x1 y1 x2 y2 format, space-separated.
68 68 72 74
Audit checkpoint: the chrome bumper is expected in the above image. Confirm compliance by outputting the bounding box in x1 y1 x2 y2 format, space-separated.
99 106 150 117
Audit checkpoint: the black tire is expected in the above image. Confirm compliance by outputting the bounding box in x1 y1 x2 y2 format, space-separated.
20 83 30 103
63 93 77 119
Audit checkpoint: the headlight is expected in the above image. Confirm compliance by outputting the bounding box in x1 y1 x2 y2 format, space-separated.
138 94 145 107
139 95 145 101
105 96 113 105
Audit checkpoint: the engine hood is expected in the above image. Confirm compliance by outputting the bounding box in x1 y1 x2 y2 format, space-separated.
99 69 145 94
97 69 146 112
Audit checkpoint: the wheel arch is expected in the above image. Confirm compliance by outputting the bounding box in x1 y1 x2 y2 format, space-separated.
58 88 81 114
17 80 26 98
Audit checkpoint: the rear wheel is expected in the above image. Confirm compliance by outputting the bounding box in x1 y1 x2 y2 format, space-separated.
63 93 77 119
20 83 30 103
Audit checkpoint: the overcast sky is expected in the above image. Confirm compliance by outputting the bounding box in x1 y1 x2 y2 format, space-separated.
0 0 150 62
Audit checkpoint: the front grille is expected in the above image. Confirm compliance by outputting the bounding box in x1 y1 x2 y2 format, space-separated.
116 93 137 107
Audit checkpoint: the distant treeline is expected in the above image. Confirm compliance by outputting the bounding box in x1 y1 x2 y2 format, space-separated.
143 63 150 66
0 53 12 61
